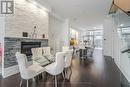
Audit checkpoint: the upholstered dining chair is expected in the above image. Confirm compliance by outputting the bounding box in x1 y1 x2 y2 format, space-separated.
42 47 54 62
31 48 50 66
15 52 44 87
31 48 43 59
64 50 73 79
44 52 66 87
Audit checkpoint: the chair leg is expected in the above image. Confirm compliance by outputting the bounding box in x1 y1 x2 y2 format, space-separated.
69 67 72 80
65 68 68 78
42 73 44 81
36 75 39 84
27 80 29 87
62 72 65 79
20 79 23 87
54 75 57 87
64 69 67 78
32 77 36 82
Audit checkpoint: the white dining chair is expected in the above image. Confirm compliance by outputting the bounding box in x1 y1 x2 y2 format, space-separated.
45 52 66 87
43 47 51 55
15 52 44 87
64 50 73 79
43 47 54 62
31 48 50 66
31 48 43 60
64 50 73 68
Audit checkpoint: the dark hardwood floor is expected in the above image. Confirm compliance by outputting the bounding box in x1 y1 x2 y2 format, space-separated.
0 49 121 87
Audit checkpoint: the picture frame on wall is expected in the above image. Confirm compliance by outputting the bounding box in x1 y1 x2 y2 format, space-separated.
23 32 28 37
42 34 45 38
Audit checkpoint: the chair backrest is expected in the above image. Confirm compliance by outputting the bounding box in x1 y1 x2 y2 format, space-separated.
54 52 66 74
31 47 43 60
15 52 28 75
62 46 69 52
64 50 73 68
43 47 51 55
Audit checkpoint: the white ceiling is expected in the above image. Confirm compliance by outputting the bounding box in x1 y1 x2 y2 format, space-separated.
36 0 113 30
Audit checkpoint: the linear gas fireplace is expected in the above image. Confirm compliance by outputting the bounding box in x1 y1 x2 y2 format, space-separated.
21 42 41 58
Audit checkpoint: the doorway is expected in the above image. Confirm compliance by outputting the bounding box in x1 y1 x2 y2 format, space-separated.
86 30 103 49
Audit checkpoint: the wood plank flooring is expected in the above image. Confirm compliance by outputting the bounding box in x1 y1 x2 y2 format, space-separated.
0 49 121 87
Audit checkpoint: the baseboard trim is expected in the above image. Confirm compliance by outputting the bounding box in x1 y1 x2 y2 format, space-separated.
3 61 33 78
104 55 114 62
104 55 112 58
3 65 19 78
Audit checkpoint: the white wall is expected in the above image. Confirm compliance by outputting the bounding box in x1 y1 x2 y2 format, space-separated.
48 14 69 55
103 16 114 57
1 0 49 78
103 15 130 83
0 16 5 73
5 0 49 39
113 19 130 83
0 17 5 76
114 29 130 83
113 25 130 83
0 17 5 43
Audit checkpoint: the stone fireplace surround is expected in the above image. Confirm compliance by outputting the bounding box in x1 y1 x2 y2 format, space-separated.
4 37 48 68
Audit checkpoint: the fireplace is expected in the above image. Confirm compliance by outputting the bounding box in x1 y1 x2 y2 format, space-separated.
21 42 41 57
